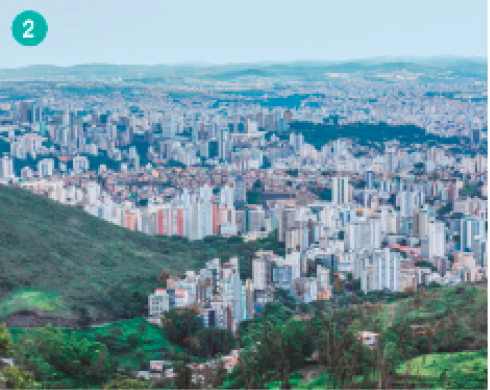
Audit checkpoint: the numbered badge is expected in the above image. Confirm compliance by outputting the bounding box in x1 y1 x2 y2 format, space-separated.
12 10 48 46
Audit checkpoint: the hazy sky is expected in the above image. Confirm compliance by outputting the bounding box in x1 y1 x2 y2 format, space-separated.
0 0 487 68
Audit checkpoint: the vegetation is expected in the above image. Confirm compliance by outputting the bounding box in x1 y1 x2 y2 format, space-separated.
1 366 38 389
247 190 262 205
12 324 116 388
459 184 479 197
309 186 332 201
414 260 439 273
103 376 150 389
0 285 486 389
286 121 466 150
166 160 187 169
397 350 487 389
226 285 487 389
0 184 283 321
6 318 176 388
437 202 453 217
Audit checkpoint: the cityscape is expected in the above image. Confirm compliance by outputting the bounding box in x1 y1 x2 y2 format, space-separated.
0 1 488 389
0 59 487 389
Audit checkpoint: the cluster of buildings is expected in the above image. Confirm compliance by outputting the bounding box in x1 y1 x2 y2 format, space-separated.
0 75 486 332
148 251 331 333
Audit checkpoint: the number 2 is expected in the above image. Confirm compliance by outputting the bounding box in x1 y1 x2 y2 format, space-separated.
23 19 34 38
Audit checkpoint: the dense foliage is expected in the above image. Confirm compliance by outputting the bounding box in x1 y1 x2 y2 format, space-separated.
11 324 116 388
287 121 466 150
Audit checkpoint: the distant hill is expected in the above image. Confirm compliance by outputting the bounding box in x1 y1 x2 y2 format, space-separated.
0 184 284 324
0 57 485 81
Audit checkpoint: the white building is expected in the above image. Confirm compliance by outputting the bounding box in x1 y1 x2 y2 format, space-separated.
371 248 401 292
38 158 54 177
332 177 349 204
148 289 170 317
0 156 14 179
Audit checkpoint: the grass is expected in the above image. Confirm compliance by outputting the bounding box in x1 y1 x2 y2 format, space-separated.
0 290 72 317
397 350 488 389
397 350 487 377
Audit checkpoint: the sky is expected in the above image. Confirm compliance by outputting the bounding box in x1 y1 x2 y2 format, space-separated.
0 0 487 68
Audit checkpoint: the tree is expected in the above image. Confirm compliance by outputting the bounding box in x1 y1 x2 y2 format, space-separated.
0 324 12 356
204 358 228 388
126 332 141 349
161 307 203 346
350 319 363 334
2 366 38 389
157 268 170 284
247 191 261 205
174 362 193 389
103 376 149 389
333 277 344 294
459 185 478 197
261 308 291 389
77 306 92 329
193 327 234 358
13 324 116 388
273 288 297 311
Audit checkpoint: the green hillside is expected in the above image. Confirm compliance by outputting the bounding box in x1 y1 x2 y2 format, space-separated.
0 184 284 322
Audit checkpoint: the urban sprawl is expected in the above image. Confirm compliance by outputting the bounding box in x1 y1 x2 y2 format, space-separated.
0 74 487 358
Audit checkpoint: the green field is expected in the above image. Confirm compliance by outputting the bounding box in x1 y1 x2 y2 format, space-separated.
397 350 488 389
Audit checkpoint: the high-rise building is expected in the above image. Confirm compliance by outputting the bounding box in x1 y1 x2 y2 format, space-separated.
148 289 170 317
460 217 486 253
332 177 349 204
38 158 54 177
278 205 296 242
220 184 235 207
289 133 304 152
399 192 417 218
221 257 242 330
284 110 293 123
375 103 388 122
264 113 275 132
366 171 374 190
373 248 400 292
422 221 445 259
20 101 31 123
189 199 213 241
246 119 258 135
345 220 371 251
0 156 14 179
248 207 265 233
235 177 246 204
252 251 273 291
162 114 176 139
73 155 90 174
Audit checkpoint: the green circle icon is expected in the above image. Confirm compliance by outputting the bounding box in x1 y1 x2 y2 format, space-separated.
12 11 48 46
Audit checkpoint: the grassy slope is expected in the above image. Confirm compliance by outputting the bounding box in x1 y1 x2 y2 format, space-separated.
9 318 179 371
397 350 488 389
397 350 487 377
0 184 283 320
